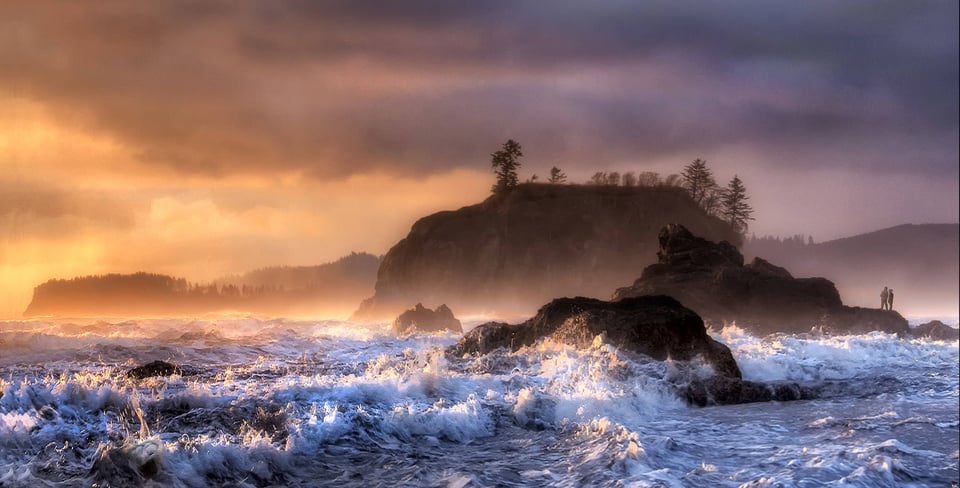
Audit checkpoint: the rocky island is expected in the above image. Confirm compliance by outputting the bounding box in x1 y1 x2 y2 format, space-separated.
354 183 739 319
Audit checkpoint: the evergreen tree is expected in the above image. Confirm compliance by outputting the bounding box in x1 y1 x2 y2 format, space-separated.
547 166 567 184
490 139 523 193
721 175 754 233
681 158 719 208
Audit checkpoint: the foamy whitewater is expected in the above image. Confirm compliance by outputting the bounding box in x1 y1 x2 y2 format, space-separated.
0 316 957 487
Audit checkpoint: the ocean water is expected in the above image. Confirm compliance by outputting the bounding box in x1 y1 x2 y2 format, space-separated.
0 316 956 487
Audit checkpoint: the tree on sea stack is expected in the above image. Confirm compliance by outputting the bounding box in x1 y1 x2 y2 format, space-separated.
491 139 524 193
721 175 754 234
548 166 567 183
681 158 719 209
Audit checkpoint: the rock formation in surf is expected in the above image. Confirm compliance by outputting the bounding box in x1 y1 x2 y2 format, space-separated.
447 295 811 406
354 184 740 319
392 303 463 335
613 224 910 336
448 295 739 377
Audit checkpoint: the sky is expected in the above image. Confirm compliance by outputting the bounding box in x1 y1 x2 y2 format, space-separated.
1 1 958 317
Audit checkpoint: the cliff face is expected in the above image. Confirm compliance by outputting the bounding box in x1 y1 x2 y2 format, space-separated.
354 184 739 318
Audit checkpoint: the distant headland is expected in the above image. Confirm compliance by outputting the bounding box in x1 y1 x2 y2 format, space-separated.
23 252 379 317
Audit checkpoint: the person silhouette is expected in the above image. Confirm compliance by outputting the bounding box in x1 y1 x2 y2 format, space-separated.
881 287 889 310
888 289 894 311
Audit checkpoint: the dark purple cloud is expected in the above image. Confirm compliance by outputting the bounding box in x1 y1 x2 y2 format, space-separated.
0 0 955 178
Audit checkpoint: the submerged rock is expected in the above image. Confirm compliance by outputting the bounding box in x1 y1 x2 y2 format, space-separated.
910 320 960 341
392 303 463 335
448 295 741 380
682 377 816 407
614 224 910 336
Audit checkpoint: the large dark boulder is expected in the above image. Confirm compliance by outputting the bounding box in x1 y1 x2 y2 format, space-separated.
353 184 740 319
392 303 463 335
910 320 960 341
448 295 741 380
614 224 910 336
447 295 816 406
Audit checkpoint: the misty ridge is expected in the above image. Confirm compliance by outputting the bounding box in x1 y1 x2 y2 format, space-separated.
23 252 380 317
744 224 959 316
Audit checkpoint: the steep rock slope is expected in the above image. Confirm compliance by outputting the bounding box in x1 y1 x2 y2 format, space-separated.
355 184 739 318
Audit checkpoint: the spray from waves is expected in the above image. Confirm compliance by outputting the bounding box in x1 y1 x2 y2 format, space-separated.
0 319 697 487
715 322 959 383
0 317 957 487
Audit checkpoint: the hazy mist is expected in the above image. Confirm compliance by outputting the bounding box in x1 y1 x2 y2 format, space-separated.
1 1 957 319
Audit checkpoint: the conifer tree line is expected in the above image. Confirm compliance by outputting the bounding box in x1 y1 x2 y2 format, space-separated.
489 140 754 233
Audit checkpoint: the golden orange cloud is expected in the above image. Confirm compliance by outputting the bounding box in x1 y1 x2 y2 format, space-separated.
0 97 492 317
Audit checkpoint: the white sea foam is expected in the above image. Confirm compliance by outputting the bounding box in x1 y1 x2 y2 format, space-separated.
0 317 956 487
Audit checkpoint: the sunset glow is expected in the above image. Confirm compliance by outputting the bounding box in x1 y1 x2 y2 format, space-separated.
1 2 957 319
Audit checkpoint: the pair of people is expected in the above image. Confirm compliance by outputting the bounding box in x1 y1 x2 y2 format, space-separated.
880 286 894 311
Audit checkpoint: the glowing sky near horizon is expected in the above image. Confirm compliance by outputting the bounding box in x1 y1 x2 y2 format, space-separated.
1 1 957 317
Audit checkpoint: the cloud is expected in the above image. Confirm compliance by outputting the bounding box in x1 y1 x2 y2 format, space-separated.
0 180 137 239
0 1 954 180
1 0 957 317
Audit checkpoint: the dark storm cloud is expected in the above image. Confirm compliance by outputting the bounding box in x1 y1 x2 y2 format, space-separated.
0 0 955 178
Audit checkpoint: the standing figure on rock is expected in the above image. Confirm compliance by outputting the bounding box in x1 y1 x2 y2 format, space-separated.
887 289 894 311
881 287 889 310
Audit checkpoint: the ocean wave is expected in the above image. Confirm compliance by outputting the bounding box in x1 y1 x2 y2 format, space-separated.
0 317 956 487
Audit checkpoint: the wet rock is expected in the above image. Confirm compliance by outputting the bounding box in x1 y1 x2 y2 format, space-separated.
910 320 960 341
126 360 197 379
681 377 816 407
392 303 463 335
614 224 910 336
448 295 742 380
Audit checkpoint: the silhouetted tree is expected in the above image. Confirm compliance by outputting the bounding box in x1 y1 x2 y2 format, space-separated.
622 171 637 186
590 172 608 185
702 189 722 217
606 172 621 186
681 159 719 208
638 171 661 186
548 166 567 184
526 174 539 183
491 139 523 193
721 175 754 233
